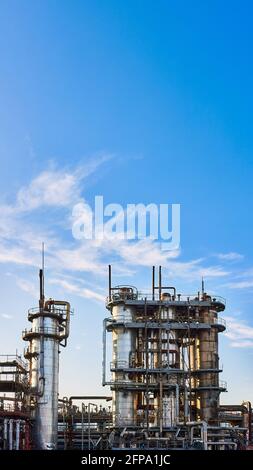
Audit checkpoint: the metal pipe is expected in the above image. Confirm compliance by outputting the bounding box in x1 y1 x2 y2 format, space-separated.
44 300 70 344
186 421 208 450
9 419 13 450
242 400 252 443
88 402 97 450
69 396 112 404
15 420 20 450
158 266 162 300
81 403 84 451
152 266 155 301
175 384 179 421
4 419 8 450
39 269 44 309
109 265 112 301
102 318 107 386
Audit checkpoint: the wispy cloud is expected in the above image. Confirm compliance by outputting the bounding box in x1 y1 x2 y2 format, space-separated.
225 280 253 289
224 315 253 348
1 154 112 215
49 278 105 303
16 278 39 299
0 159 245 304
216 252 244 261
228 340 253 348
1 314 13 320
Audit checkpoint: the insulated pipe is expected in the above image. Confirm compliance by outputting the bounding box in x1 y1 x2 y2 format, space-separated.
4 419 8 450
44 300 70 343
69 396 112 404
187 421 208 450
9 419 13 450
16 420 20 450
242 401 252 443
102 318 107 386
102 318 113 385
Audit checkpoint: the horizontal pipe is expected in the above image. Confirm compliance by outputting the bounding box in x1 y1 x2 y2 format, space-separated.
69 396 112 404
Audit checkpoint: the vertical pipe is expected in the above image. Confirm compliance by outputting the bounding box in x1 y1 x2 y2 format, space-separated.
88 403 91 451
102 319 107 385
144 298 149 432
152 266 155 301
16 420 20 450
159 266 162 300
202 422 208 450
175 384 179 422
249 402 252 444
4 419 8 450
9 419 13 450
81 403 84 451
201 277 205 296
39 269 44 309
159 380 163 435
108 265 112 301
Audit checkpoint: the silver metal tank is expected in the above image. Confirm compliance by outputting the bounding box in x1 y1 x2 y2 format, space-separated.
112 302 136 427
23 299 70 449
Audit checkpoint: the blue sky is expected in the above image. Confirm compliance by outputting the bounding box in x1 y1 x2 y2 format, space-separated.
0 0 253 404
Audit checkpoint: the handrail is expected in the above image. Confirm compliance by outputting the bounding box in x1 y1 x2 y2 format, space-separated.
0 354 27 370
22 327 60 336
109 314 226 327
107 291 226 306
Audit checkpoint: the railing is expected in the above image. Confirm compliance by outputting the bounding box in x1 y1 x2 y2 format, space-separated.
28 306 67 319
195 379 227 389
0 354 27 370
214 317 226 328
110 360 128 369
22 327 60 337
219 380 227 389
0 372 28 385
0 401 28 413
107 290 226 306
109 314 226 327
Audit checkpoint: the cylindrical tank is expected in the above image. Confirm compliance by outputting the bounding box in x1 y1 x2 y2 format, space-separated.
162 395 176 427
112 303 136 427
23 300 70 449
199 308 219 423
34 314 60 449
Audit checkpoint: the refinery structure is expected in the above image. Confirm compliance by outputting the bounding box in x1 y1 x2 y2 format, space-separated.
0 265 252 450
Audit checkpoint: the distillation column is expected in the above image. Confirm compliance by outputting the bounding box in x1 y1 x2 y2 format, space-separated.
198 301 220 423
158 295 180 429
23 269 71 449
111 293 136 427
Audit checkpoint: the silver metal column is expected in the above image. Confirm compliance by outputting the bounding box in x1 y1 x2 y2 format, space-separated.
112 302 136 427
23 299 70 449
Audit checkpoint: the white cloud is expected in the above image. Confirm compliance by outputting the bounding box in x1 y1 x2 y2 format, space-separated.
1 313 13 320
217 252 244 261
3 155 112 215
224 316 253 348
230 340 253 348
49 278 105 303
0 158 242 305
0 244 39 266
224 280 253 289
16 278 39 299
